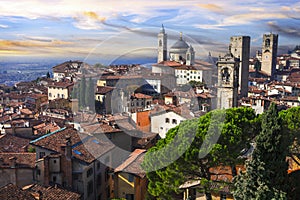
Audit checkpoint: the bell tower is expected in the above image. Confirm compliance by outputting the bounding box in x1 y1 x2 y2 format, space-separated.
217 53 240 109
157 24 167 63
261 33 278 79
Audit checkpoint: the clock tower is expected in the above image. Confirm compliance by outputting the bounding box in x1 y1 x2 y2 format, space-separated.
157 24 167 63
217 53 240 109
261 33 278 79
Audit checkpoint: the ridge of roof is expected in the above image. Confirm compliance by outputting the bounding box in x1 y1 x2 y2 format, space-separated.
30 127 67 144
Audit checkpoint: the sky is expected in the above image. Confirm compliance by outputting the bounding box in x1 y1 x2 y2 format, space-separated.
0 0 300 64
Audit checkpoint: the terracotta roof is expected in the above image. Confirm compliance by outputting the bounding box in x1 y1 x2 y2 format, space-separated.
71 136 114 163
114 149 146 178
0 153 36 168
96 86 115 94
48 82 74 88
101 75 142 80
30 127 83 153
154 60 183 67
30 127 114 163
0 184 35 200
0 134 30 153
23 184 81 200
20 108 33 115
131 93 152 99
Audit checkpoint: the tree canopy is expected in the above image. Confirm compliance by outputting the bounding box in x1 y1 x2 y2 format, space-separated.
233 103 290 200
142 107 259 199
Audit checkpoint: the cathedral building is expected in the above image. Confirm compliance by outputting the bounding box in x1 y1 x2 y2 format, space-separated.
154 25 213 87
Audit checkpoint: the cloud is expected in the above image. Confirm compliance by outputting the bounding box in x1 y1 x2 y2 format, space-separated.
197 3 224 13
0 24 8 28
266 21 300 38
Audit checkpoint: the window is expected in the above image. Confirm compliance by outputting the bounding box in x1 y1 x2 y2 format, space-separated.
53 160 57 164
61 94 64 98
125 194 134 200
165 118 170 123
57 93 60 98
128 174 134 182
160 127 163 130
172 119 177 124
87 180 93 196
198 76 201 79
49 93 52 97
39 152 45 159
53 176 57 183
87 168 93 178
97 173 102 186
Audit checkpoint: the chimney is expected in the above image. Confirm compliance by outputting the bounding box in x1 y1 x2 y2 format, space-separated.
9 156 17 168
65 135 72 160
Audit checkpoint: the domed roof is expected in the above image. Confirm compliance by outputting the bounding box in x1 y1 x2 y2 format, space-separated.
171 33 189 49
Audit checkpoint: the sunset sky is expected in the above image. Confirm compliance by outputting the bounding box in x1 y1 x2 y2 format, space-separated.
0 0 300 64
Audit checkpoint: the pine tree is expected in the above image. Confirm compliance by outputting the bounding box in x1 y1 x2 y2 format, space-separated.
233 103 289 200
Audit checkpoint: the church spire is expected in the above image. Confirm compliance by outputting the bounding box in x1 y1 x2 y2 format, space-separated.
160 24 165 33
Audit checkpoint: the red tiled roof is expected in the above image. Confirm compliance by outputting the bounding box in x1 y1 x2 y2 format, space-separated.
0 153 36 168
131 93 152 99
48 81 74 88
101 75 142 80
0 183 35 200
23 184 81 200
154 60 183 67
0 134 30 153
114 149 146 178
96 86 114 94
31 127 115 163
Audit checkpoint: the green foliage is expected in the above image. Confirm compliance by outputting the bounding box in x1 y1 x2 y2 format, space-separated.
79 75 86 107
46 71 50 78
85 77 95 111
189 80 205 88
233 103 289 200
28 146 35 153
143 107 258 199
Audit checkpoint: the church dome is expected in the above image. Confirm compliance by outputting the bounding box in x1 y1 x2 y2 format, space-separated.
171 37 189 49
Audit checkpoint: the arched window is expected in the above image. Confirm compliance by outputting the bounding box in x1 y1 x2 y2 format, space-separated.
221 68 230 82
187 54 190 61
159 40 162 47
265 39 270 47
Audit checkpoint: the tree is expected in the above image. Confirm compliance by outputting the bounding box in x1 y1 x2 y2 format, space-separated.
233 103 289 200
46 71 51 78
79 75 86 107
143 107 259 199
85 77 95 111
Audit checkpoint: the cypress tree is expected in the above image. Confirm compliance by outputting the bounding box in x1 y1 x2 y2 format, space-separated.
85 77 95 111
79 75 86 107
233 103 289 200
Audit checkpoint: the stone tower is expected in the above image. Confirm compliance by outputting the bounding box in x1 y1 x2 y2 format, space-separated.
186 45 195 66
217 53 240 109
230 36 250 98
261 33 278 79
157 24 167 63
